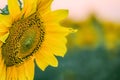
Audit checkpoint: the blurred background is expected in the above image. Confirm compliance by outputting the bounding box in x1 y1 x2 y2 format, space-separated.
1 0 120 80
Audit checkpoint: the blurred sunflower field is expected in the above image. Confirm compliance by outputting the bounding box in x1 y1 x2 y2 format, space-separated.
1 0 120 80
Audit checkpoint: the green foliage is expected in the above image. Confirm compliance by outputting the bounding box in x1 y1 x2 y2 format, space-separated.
34 47 120 80
0 5 9 15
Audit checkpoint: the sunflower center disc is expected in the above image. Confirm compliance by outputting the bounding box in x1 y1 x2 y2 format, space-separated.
2 13 45 67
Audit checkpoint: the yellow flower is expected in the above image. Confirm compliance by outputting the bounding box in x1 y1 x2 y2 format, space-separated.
102 22 120 50
75 25 99 48
74 15 101 48
0 0 74 79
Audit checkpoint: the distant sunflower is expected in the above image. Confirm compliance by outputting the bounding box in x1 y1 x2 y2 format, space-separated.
75 25 99 48
102 22 120 50
0 0 74 79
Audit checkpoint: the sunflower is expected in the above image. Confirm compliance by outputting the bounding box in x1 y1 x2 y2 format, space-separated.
0 0 74 79
75 25 99 48
102 22 120 50
74 15 101 48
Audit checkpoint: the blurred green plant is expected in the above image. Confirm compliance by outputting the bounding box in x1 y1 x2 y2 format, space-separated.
35 47 120 80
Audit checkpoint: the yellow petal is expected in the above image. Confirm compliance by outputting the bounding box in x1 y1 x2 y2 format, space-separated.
37 0 53 14
0 57 5 76
0 24 9 43
0 25 9 32
0 14 11 27
16 59 34 80
6 66 17 80
0 32 9 43
22 0 37 18
35 52 49 71
0 49 6 80
41 49 58 67
17 65 26 80
0 48 2 63
44 36 67 57
8 0 21 21
0 63 6 80
44 24 76 57
46 23 74 36
43 10 68 22
24 58 35 80
35 46 58 71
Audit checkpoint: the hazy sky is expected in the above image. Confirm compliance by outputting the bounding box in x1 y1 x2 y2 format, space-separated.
0 0 120 22
52 0 120 22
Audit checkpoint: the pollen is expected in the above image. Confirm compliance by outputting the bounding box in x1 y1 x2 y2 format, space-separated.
1 13 45 67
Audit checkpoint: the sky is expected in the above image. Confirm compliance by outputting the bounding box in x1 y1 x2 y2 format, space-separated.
0 0 120 22
52 0 120 22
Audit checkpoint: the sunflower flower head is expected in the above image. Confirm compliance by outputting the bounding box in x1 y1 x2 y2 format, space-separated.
75 25 99 48
0 0 75 79
102 22 120 50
